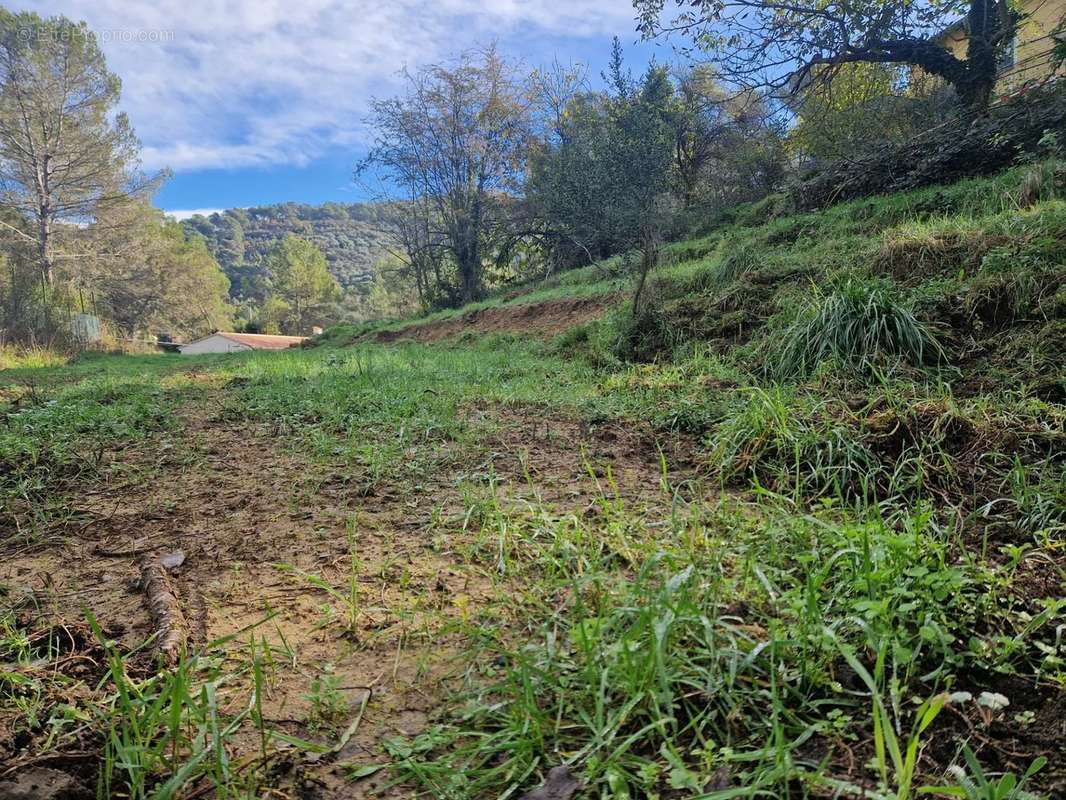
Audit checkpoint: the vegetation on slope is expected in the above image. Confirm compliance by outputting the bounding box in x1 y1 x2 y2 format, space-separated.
345 158 1066 797
3 160 1063 798
180 202 400 296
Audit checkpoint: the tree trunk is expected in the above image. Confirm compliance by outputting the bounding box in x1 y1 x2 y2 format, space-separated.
631 233 660 316
413 260 426 307
458 241 479 304
454 214 480 305
36 209 54 340
37 210 53 286
957 69 996 109
960 0 1010 109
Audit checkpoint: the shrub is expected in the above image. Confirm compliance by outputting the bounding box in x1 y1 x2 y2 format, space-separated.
608 302 682 363
771 277 944 377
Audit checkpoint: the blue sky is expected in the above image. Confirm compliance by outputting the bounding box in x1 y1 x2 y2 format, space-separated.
15 1 674 217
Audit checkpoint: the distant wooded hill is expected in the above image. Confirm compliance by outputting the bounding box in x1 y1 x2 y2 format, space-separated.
180 202 399 298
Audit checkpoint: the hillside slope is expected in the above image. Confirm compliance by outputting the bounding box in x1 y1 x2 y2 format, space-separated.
317 158 1066 793
180 201 399 296
3 161 1063 800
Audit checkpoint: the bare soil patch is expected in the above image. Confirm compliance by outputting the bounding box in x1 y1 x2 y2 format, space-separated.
372 295 618 344
465 401 700 509
0 387 683 798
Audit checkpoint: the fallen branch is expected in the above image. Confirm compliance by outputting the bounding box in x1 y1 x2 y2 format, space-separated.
94 545 150 558
139 553 187 664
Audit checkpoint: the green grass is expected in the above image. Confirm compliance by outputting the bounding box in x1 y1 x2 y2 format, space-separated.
0 371 188 545
770 276 945 378
0 344 69 371
347 160 1065 797
3 158 1064 798
0 351 223 388
220 341 612 491
385 491 1059 799
319 268 627 345
3 336 1062 797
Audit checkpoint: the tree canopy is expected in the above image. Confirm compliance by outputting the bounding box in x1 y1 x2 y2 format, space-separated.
360 47 532 304
529 46 784 272
634 0 1021 108
262 235 340 335
529 46 676 264
0 10 159 290
787 63 946 162
86 204 232 338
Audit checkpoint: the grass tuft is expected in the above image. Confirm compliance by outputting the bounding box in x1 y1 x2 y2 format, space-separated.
771 276 945 378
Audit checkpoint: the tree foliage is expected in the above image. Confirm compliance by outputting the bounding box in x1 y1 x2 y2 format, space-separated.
634 0 1021 108
530 45 676 267
788 63 952 162
262 235 340 335
360 47 532 304
0 10 211 346
0 9 160 295
85 204 231 338
669 67 787 212
529 45 785 273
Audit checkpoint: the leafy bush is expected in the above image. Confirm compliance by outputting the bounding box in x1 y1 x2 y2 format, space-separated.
605 303 683 363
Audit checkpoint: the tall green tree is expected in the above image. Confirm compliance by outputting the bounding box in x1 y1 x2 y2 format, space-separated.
0 10 159 291
530 44 676 307
83 204 231 338
531 45 675 263
635 0 1021 109
263 235 340 335
360 47 532 305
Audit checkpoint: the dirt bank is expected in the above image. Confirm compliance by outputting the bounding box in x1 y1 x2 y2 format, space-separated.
371 294 619 344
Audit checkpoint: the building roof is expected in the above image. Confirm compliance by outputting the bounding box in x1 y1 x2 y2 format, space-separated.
189 332 309 350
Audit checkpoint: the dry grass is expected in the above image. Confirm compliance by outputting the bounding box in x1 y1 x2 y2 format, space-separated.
0 344 69 370
873 227 1008 282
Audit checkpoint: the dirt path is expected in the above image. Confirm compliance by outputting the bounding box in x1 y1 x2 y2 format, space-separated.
0 377 688 798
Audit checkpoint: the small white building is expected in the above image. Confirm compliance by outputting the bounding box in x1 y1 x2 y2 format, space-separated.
178 332 308 355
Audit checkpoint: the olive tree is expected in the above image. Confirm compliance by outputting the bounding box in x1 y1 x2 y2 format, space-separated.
529 43 676 310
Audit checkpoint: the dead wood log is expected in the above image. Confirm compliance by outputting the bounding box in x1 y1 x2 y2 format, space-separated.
139 554 187 664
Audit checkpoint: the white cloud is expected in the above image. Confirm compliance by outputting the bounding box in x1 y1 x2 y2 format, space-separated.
13 1 635 172
164 208 226 220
